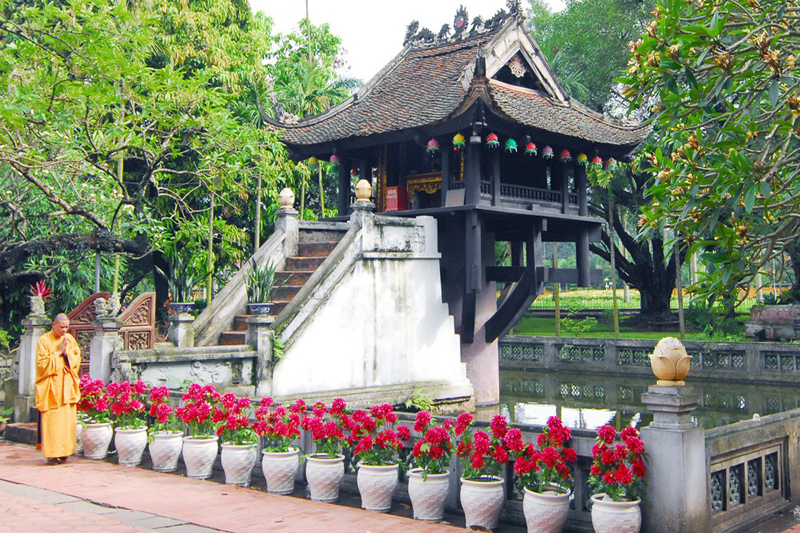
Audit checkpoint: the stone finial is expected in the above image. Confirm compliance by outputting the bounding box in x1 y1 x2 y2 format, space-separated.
355 179 373 202
278 187 295 208
649 337 692 386
29 295 46 316
93 297 108 317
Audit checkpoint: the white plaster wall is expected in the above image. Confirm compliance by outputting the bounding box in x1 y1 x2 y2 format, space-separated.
271 216 466 397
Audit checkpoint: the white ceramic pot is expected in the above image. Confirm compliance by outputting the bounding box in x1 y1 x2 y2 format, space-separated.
182 436 219 479
149 431 183 472
262 447 300 494
523 486 571 533
115 427 148 467
221 443 257 486
81 423 113 460
306 454 345 503
590 494 641 533
408 468 449 521
460 476 505 531
357 463 399 512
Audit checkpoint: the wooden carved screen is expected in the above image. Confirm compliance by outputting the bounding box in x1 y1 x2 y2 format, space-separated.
68 292 111 375
118 292 156 351
67 291 156 376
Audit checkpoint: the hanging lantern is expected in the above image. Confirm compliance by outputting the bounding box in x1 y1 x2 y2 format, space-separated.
560 149 572 163
505 138 518 152
453 133 466 151
330 154 340 169
307 156 319 167
542 145 554 159
350 168 359 179
604 157 618 170
486 133 499 148
426 138 440 154
591 156 603 169
525 142 537 156
577 153 588 166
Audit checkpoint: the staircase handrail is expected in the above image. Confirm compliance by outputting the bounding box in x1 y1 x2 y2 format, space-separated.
272 221 363 350
193 228 287 346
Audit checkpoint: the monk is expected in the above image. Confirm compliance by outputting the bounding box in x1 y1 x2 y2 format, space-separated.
35 313 81 464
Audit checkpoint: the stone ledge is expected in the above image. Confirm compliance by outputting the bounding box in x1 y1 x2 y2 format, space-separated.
3 423 37 445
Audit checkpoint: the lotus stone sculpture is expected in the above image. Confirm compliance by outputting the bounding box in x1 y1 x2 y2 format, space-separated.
649 337 692 386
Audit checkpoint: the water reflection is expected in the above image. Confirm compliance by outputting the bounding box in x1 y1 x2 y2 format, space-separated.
500 370 800 430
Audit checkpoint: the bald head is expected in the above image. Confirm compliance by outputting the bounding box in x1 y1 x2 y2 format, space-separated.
52 313 70 338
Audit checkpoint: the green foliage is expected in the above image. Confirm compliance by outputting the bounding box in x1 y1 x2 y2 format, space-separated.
246 259 276 303
526 0 655 111
156 252 200 303
560 306 598 335
0 328 9 352
621 0 800 306
404 388 435 412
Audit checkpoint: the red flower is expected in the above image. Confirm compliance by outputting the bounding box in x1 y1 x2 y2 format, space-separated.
414 410 432 433
489 415 508 439
597 424 617 444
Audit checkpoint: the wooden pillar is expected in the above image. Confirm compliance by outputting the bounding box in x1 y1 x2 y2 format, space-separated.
337 159 350 216
575 164 590 286
462 210 481 343
526 219 543 269
491 148 501 206
440 147 450 207
511 241 524 267
560 163 569 214
465 137 481 205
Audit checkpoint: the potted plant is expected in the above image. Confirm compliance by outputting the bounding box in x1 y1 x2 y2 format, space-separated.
107 380 148 467
175 383 222 479
253 397 304 494
157 253 198 313
245 259 277 315
302 398 349 502
217 393 258 487
77 375 113 460
147 386 184 472
455 413 511 531
588 425 648 533
512 416 577 533
348 403 411 513
28 280 51 316
407 410 455 521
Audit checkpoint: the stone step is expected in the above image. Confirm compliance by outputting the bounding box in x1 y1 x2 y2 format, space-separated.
3 423 37 445
268 301 290 316
274 271 314 287
219 331 246 346
285 256 326 271
271 285 302 302
297 241 339 258
233 315 250 332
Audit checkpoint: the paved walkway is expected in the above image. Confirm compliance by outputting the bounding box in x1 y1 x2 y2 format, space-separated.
0 439 467 533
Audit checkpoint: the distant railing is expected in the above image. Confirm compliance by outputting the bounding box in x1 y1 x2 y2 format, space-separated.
499 335 800 386
500 183 562 204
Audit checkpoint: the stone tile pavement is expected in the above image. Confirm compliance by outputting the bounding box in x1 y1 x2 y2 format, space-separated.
0 439 473 533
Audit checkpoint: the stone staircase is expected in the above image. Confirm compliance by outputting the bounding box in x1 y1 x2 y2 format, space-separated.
218 239 341 346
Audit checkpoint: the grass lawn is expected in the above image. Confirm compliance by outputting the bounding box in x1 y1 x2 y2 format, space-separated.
509 315 748 341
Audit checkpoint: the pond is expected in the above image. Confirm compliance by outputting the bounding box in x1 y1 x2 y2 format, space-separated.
498 369 800 430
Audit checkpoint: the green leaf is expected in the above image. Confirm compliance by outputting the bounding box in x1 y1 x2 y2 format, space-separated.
744 186 755 214
768 81 780 107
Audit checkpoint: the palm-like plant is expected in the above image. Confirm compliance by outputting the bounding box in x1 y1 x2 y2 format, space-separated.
245 259 276 304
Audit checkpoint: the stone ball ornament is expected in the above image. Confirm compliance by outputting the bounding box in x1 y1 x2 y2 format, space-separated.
355 179 373 201
278 187 295 208
649 337 692 386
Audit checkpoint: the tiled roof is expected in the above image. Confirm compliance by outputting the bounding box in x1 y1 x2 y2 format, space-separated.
276 23 648 150
488 81 650 147
278 36 491 146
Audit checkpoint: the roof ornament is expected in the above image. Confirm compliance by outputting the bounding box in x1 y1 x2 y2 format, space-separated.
474 48 486 78
453 6 469 39
470 16 485 35
508 55 527 78
437 24 451 40
506 0 523 18
403 21 419 46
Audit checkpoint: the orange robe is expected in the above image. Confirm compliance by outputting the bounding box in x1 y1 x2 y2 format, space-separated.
35 331 81 458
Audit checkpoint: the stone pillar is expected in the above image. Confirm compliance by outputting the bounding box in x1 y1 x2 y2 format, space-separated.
640 386 710 533
167 313 194 348
90 316 123 382
15 314 50 422
246 315 274 397
276 188 299 258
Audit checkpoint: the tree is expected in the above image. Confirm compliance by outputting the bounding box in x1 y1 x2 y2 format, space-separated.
527 0 683 319
0 0 288 332
621 0 800 307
